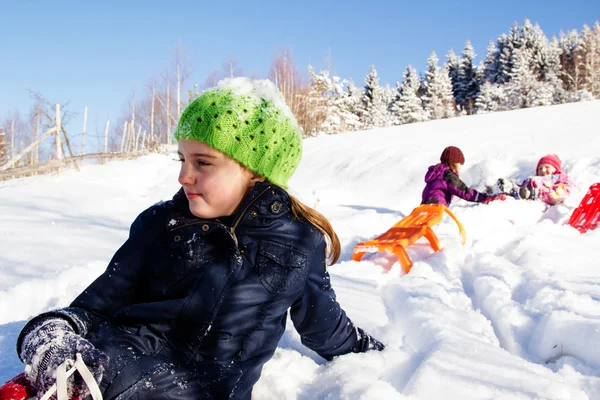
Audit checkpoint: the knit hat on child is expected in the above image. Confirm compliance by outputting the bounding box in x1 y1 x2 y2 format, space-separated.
536 154 562 174
440 146 465 165
173 78 303 188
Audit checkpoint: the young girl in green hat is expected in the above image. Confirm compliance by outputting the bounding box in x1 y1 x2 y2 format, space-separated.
13 78 384 400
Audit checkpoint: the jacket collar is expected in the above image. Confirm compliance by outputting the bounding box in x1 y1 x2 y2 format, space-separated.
168 181 290 232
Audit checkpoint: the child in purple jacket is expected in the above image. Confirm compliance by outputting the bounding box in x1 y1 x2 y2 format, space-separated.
421 146 496 206
498 154 573 205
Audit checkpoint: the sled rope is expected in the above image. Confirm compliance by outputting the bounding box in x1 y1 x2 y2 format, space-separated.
39 353 102 400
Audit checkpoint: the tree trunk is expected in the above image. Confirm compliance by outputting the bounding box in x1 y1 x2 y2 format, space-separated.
11 119 15 160
151 86 155 146
55 104 63 160
82 106 88 156
120 120 128 153
167 83 171 145
177 64 181 119
104 120 110 153
35 111 40 163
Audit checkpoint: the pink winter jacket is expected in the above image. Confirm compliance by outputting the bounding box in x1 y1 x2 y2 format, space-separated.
520 173 574 205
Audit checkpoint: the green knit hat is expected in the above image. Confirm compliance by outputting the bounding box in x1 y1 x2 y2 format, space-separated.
173 78 303 188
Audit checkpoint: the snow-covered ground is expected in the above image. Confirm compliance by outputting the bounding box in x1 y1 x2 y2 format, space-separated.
1 100 599 399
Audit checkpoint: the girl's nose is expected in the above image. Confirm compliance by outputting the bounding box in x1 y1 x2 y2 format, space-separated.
178 163 194 186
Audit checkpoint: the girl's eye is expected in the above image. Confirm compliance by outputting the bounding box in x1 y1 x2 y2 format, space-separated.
178 158 184 163
196 159 210 166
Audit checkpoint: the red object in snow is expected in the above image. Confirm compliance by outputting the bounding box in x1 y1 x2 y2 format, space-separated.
0 373 34 400
0 373 83 400
568 183 600 233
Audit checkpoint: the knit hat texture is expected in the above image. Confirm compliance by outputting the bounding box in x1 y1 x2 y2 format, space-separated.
440 146 465 165
174 78 302 188
537 154 562 174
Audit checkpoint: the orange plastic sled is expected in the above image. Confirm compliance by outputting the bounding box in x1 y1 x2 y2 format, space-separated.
351 204 466 274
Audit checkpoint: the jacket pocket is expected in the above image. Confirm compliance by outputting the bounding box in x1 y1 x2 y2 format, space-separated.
258 240 309 296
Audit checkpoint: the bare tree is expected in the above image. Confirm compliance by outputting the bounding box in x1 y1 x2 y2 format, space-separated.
223 55 244 79
582 22 600 96
0 127 7 166
172 42 193 118
203 71 219 89
268 47 311 135
202 55 244 90
27 102 44 164
2 111 30 166
27 91 77 161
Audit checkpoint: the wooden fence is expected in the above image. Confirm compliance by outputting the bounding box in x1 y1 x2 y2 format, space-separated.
1 104 159 181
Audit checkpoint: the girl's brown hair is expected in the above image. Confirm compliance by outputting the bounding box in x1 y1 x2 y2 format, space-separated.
289 195 340 266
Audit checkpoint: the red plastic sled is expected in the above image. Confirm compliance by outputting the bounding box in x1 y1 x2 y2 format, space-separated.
568 183 600 233
0 373 35 400
0 372 85 400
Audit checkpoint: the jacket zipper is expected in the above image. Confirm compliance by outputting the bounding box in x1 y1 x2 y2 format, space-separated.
229 185 272 246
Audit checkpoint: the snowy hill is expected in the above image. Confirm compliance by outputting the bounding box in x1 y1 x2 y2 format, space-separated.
1 100 600 399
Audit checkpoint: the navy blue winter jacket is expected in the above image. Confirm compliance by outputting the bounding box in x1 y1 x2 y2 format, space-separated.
17 181 382 399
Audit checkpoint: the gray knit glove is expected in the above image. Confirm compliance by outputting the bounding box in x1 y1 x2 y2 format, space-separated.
19 317 108 399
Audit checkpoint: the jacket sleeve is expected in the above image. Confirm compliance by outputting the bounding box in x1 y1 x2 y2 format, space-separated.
19 206 161 346
16 207 161 355
69 206 162 317
289 238 383 360
444 169 488 203
527 174 573 205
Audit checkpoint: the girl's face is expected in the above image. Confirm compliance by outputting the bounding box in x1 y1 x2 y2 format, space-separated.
449 162 462 175
177 139 261 219
537 163 557 177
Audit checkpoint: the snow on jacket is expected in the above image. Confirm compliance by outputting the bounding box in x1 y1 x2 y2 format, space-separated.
17 181 380 400
421 163 488 207
520 172 574 205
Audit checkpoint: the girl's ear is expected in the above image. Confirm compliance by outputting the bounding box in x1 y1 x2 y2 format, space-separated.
250 171 265 183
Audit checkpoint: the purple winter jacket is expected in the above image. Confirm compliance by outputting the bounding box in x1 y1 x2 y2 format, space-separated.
421 163 488 207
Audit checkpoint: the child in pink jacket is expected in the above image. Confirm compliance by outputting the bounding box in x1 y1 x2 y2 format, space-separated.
498 154 574 205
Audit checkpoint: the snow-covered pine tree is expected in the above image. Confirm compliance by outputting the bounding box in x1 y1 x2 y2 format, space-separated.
497 22 523 84
558 29 586 94
358 65 389 129
311 67 339 134
341 80 362 130
304 66 360 135
503 48 554 109
423 52 455 119
446 49 461 112
521 20 549 76
315 70 361 134
357 65 378 128
389 66 428 124
546 37 568 104
388 82 403 126
482 41 500 84
456 41 481 114
475 82 506 113
581 22 600 97
379 83 394 127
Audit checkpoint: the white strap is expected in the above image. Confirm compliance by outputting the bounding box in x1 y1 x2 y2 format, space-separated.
39 353 103 400
73 353 103 400
56 359 68 400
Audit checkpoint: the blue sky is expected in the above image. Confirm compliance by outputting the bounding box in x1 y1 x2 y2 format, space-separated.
2 0 599 148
